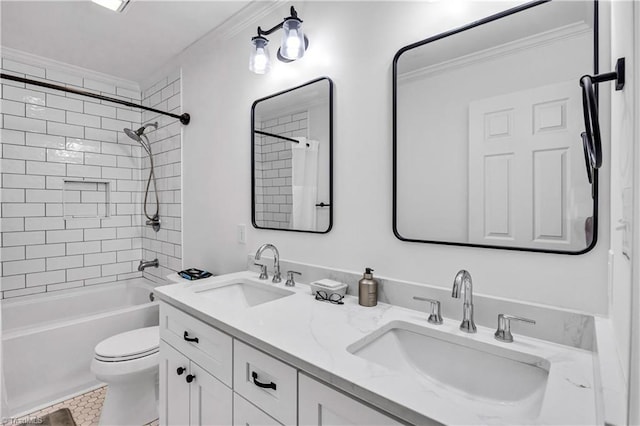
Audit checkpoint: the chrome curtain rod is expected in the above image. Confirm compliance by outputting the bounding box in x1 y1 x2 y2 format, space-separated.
254 129 309 146
0 73 191 125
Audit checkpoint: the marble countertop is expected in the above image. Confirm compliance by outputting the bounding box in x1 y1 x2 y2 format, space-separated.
156 271 600 425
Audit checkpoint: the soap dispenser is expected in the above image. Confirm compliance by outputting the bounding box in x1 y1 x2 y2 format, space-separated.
358 268 378 307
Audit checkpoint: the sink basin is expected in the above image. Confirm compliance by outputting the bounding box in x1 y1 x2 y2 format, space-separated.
347 321 549 417
193 280 294 308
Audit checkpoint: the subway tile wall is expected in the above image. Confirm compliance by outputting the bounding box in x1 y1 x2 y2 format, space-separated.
0 55 145 299
139 71 183 283
254 111 307 229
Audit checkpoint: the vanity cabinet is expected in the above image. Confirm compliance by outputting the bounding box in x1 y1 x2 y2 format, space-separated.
159 340 232 426
298 373 402 426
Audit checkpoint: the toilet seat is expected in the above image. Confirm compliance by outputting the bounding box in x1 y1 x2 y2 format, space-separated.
94 326 159 362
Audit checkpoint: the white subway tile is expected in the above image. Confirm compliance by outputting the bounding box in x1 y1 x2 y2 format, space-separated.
67 265 101 281
1 129 25 145
84 101 116 118
2 203 45 217
2 59 45 77
83 78 116 95
66 240 101 255
0 188 25 203
101 117 130 132
66 111 101 128
101 215 130 228
66 138 101 153
116 108 141 123
26 270 66 287
1 99 25 116
0 274 26 291
47 281 84 292
46 149 83 164
1 159 25 174
84 152 116 167
26 105 66 122
45 203 63 216
25 189 62 202
102 261 133 276
84 252 116 266
101 142 130 156
101 238 131 252
3 144 45 161
47 255 83 270
2 86 45 105
26 161 67 176
101 167 131 180
25 217 65 231
84 227 116 241
3 286 45 298
47 122 84 138
46 69 83 86
0 217 24 231
116 87 141 100
45 94 84 113
117 226 140 238
85 276 113 286
4 115 46 133
3 258 45 275
46 229 83 243
66 164 101 178
85 127 117 143
26 243 65 259
25 132 66 149
1 246 25 262
64 218 101 229
116 248 141 262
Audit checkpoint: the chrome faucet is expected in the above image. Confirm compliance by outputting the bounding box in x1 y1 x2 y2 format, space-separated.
452 270 476 333
138 259 159 271
254 244 281 283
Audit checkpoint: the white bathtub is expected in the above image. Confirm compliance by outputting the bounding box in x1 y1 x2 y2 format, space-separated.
1 278 159 416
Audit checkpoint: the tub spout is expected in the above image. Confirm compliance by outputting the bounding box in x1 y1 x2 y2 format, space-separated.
138 259 159 271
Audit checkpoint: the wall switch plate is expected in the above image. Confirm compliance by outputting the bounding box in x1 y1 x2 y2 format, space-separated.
237 224 246 244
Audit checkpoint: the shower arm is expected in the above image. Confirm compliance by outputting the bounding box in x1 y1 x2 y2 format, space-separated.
0 73 191 125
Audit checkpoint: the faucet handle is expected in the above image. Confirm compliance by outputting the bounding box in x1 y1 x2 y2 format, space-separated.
254 263 268 280
494 314 536 343
413 296 443 325
285 270 301 287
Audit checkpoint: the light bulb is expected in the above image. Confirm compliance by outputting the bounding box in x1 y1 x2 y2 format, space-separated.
249 37 271 74
280 19 305 60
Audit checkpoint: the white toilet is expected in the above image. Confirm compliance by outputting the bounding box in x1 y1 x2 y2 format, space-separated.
91 326 160 426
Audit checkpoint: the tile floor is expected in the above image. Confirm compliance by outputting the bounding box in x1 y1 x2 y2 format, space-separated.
25 386 159 426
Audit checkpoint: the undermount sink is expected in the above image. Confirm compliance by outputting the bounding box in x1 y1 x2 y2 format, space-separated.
193 280 294 308
347 321 550 417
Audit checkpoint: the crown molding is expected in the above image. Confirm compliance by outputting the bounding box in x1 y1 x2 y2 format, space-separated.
0 46 140 92
398 22 591 84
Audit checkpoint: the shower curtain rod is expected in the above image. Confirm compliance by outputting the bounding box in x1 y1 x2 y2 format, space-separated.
254 130 309 146
0 73 191 125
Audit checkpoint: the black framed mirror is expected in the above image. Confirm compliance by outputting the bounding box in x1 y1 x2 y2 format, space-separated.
251 77 333 233
393 0 598 254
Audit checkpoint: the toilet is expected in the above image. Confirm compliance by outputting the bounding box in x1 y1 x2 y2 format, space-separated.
91 326 160 426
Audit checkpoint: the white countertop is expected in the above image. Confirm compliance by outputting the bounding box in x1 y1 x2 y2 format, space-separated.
156 271 600 425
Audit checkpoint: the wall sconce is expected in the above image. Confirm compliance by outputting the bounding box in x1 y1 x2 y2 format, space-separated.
249 6 310 74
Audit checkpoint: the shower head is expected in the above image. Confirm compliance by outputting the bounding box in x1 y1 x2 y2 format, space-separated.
123 122 158 143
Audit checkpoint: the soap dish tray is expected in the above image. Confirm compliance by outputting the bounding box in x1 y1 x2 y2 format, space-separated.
309 280 348 298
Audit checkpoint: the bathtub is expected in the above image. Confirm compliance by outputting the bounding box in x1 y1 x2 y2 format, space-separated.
1 278 159 416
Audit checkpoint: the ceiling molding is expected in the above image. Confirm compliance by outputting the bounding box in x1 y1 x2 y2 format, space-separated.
1 45 140 92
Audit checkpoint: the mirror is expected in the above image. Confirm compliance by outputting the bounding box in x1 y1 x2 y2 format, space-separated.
252 77 333 233
393 0 598 254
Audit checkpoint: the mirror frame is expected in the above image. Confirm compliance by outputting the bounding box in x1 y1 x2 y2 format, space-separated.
392 0 599 255
251 76 334 234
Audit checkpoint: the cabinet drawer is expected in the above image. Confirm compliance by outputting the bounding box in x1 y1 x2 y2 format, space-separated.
160 302 232 386
233 393 282 426
233 340 297 425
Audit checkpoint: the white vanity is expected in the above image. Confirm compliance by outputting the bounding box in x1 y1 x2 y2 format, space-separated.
155 270 600 425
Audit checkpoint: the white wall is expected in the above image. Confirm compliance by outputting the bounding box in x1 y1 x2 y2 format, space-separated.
176 1 611 314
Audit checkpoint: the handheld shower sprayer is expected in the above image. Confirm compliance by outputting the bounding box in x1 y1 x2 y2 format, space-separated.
123 122 161 232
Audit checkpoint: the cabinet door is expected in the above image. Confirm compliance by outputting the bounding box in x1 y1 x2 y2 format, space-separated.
298 374 402 426
233 393 283 426
159 340 191 426
189 361 233 426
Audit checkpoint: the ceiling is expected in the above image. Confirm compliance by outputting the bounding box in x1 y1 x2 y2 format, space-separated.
0 0 252 83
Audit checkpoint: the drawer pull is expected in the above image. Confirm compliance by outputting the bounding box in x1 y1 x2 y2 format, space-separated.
186 374 196 383
251 371 276 390
176 367 186 375
183 331 199 343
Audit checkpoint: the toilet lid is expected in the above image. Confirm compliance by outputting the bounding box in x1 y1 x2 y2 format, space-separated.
95 326 159 361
